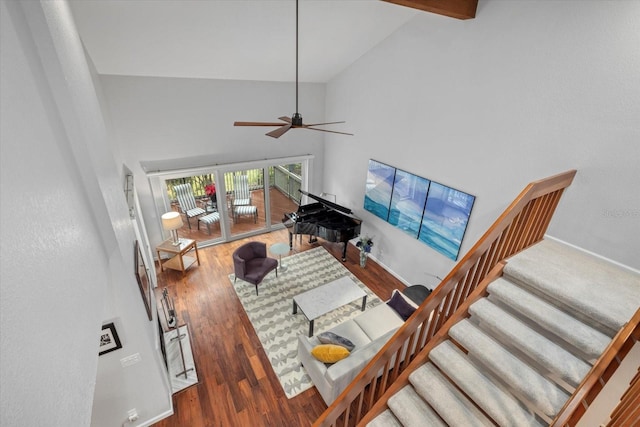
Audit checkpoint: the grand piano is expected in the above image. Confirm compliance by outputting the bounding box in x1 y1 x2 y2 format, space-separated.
283 190 362 261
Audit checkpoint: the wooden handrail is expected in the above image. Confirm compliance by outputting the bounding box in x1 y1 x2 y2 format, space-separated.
358 261 508 427
551 308 640 426
314 170 577 427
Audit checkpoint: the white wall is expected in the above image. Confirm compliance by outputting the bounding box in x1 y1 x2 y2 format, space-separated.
323 0 640 284
0 1 170 426
99 75 328 248
5 1 635 426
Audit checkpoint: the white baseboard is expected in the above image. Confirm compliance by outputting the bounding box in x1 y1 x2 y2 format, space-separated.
544 235 640 274
366 253 413 288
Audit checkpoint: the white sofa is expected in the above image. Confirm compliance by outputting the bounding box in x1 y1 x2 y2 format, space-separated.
297 293 416 406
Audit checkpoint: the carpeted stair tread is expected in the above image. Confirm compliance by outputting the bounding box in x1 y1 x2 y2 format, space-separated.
504 239 640 333
488 277 611 361
366 409 403 427
469 298 591 387
449 320 570 417
410 362 495 427
387 385 446 427
429 341 545 427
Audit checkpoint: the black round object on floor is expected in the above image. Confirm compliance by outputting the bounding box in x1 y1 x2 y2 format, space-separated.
402 285 432 305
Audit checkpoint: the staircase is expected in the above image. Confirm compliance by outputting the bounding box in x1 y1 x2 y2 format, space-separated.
367 239 640 427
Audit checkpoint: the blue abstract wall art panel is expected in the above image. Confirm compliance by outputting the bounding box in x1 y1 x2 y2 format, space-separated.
418 182 476 261
363 159 475 261
388 169 430 238
364 160 395 221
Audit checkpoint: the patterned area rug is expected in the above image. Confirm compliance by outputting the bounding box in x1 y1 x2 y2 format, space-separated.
230 246 382 399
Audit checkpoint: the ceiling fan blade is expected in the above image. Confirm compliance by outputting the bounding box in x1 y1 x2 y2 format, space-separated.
303 121 346 127
266 124 292 138
305 127 354 136
278 116 293 123
234 121 288 127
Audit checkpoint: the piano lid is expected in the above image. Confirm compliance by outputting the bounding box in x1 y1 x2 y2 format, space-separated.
299 190 353 215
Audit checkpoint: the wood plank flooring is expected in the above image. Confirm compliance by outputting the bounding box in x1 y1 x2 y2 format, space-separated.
152 229 405 427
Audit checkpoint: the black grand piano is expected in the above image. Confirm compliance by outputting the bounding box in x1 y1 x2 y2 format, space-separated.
283 190 362 261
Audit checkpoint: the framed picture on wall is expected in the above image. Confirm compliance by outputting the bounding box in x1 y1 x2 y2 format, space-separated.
99 322 122 356
388 169 431 238
418 181 476 261
363 159 396 221
134 240 153 321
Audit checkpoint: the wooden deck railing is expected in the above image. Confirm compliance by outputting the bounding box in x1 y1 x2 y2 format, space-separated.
314 170 578 427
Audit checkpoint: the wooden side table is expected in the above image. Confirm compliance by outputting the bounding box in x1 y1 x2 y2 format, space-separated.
156 238 200 274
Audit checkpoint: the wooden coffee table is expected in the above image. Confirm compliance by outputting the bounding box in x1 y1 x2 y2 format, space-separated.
293 276 367 337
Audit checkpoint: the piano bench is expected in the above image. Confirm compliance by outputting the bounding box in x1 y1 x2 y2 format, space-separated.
234 205 258 223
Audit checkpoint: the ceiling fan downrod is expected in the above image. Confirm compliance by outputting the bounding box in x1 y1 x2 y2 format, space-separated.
295 0 299 120
233 0 352 138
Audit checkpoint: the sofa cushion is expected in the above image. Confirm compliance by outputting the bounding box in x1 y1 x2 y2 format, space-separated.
318 331 356 352
395 288 420 308
326 328 398 386
387 290 417 321
311 344 350 364
354 303 404 341
320 319 372 349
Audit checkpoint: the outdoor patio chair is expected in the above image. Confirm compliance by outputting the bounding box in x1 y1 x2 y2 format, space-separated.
227 194 258 224
173 183 206 229
233 175 252 207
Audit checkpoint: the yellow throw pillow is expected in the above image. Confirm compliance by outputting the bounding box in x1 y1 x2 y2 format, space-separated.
311 344 350 364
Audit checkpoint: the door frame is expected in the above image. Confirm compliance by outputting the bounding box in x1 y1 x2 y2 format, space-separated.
146 155 314 247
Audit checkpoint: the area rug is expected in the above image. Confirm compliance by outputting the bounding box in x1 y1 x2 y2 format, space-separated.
230 246 382 399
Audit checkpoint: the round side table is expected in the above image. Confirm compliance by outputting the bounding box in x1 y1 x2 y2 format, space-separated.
270 242 291 272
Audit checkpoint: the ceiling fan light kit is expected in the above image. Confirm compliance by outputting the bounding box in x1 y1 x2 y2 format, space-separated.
234 0 352 139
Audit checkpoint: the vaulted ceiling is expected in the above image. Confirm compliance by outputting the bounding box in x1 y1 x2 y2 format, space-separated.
69 0 476 84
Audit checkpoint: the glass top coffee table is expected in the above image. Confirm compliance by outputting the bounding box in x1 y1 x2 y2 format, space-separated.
293 276 367 337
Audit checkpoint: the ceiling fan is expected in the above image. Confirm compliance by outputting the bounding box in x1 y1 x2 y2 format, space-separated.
234 0 353 139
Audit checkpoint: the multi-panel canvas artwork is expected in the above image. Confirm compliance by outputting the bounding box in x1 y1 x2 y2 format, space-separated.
418 181 476 261
388 169 431 238
363 160 395 221
364 159 475 261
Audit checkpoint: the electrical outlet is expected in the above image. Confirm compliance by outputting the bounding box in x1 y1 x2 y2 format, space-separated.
127 409 139 422
120 353 141 367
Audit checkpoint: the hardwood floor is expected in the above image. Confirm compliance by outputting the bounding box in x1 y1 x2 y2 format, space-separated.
152 229 405 427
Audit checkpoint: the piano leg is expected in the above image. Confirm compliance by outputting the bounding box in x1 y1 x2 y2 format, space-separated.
341 242 347 262
288 231 294 250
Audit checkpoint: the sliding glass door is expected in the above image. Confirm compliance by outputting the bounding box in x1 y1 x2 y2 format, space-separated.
224 168 265 239
151 156 310 247
164 173 222 241
269 163 302 225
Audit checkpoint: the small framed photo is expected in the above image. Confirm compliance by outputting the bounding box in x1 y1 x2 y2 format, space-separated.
135 240 153 321
99 322 122 356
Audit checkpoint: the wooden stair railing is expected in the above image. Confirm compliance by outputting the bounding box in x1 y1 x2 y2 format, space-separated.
355 262 506 426
551 308 640 426
608 362 640 426
313 169 578 427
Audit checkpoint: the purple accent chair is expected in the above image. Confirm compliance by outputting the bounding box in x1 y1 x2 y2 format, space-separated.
233 242 278 295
